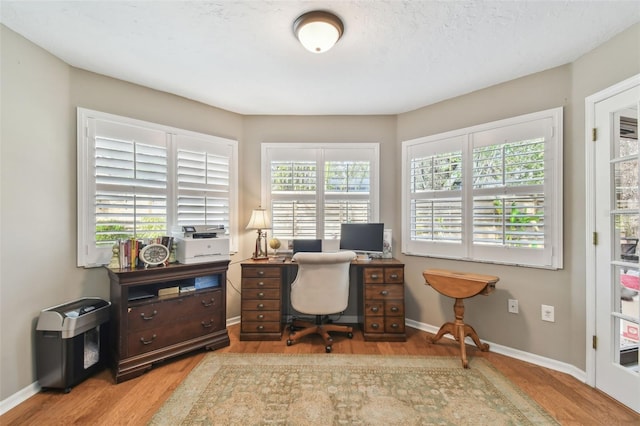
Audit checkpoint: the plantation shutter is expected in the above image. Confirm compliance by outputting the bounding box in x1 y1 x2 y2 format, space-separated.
323 148 375 239
402 107 562 269
404 135 464 258
175 134 232 230
94 119 168 245
263 143 379 241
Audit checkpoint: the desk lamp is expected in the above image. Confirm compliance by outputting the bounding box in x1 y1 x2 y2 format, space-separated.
246 207 271 260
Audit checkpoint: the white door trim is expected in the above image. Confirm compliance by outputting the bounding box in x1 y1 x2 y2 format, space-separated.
585 73 640 388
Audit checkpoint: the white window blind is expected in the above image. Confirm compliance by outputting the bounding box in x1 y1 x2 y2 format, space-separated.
402 107 563 269
78 108 238 267
262 143 379 241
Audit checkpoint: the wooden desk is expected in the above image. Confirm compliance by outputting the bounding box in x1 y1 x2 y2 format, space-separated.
423 268 498 368
240 258 406 342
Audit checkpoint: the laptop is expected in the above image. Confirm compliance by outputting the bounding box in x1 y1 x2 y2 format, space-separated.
292 239 322 255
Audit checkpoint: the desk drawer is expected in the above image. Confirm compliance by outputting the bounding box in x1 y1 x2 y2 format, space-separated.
242 277 280 289
241 299 280 311
241 321 282 334
365 284 403 300
385 316 405 333
242 288 280 300
363 268 385 284
385 301 404 317
242 311 280 322
385 268 404 283
242 267 281 278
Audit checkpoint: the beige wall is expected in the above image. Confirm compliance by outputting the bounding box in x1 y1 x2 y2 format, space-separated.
1 22 639 401
397 65 575 364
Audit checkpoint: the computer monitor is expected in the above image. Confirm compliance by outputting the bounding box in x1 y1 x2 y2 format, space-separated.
339 223 384 256
292 239 322 255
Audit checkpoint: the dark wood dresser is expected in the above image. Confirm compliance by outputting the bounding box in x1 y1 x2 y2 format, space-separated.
105 261 230 383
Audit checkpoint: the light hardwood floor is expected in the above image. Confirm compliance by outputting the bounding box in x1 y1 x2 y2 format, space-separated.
2 324 638 425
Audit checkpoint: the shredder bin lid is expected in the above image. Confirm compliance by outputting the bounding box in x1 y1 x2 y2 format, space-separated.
36 297 111 338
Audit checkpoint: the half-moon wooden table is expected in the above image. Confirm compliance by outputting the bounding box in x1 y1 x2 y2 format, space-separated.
423 269 499 368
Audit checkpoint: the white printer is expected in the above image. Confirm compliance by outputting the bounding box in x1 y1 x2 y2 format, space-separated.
174 225 230 264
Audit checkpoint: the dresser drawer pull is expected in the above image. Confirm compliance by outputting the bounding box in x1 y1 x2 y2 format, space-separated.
257 303 265 309
201 320 214 328
140 310 158 321
380 290 389 296
371 323 380 329
371 306 379 313
390 306 399 313
140 334 156 345
370 274 379 279
391 323 399 329
257 325 265 331
257 270 265 276
257 314 265 320
258 281 265 287
201 298 215 307
390 273 399 279
257 292 265 299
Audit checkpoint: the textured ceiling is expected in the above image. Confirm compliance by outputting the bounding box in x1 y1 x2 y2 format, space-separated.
1 1 639 115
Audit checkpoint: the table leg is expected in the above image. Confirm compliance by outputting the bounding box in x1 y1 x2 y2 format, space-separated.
429 297 489 368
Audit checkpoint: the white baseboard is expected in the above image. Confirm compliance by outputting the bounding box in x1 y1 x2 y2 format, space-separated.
1 318 586 416
0 381 40 416
405 318 587 382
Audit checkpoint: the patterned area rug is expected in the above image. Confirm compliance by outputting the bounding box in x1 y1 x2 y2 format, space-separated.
149 353 558 425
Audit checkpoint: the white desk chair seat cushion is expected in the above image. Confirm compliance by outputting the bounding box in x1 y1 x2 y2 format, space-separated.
290 251 356 316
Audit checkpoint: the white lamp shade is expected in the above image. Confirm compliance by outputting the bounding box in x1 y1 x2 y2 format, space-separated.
294 11 344 54
246 208 271 230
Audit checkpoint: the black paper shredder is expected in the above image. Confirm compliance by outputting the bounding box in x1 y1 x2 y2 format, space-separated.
35 297 110 392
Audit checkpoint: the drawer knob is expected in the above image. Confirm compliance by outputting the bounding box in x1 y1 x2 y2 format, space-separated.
390 306 399 313
140 334 156 345
371 323 380 329
257 314 265 320
257 292 265 299
371 274 379 279
140 310 158 321
257 270 265 276
391 323 399 329
390 274 398 279
257 325 265 331
371 306 379 313
257 303 265 309
201 320 214 328
380 290 389 296
258 281 265 287
201 298 215 307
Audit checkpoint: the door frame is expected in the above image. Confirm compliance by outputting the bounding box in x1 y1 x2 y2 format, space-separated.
585 73 640 388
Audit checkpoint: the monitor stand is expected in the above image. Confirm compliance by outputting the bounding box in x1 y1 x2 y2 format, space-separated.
356 254 371 262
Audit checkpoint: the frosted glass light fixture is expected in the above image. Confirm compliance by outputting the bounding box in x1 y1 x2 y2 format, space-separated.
294 11 344 53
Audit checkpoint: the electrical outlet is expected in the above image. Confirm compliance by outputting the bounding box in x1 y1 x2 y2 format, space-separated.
541 304 555 322
508 299 519 314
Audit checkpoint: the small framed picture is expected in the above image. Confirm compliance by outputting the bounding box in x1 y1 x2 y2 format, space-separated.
382 229 392 258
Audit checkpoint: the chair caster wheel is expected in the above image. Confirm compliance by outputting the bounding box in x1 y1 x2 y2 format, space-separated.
347 332 353 339
286 340 293 346
325 345 332 353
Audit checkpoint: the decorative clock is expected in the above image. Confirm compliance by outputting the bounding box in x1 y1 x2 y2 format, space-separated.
139 243 170 268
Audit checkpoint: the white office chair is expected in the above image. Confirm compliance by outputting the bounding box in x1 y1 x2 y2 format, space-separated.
286 250 357 353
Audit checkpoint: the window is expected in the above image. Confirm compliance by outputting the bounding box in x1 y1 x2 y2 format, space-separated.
77 108 238 267
402 107 563 269
262 143 379 240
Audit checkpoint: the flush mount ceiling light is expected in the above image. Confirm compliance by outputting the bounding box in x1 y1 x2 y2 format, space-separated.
293 10 344 53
